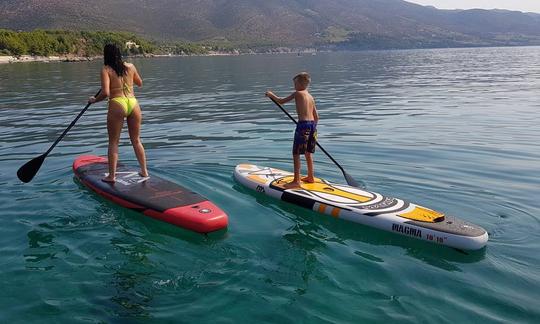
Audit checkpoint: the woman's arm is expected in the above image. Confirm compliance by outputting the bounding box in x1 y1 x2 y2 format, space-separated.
88 67 110 103
132 64 143 87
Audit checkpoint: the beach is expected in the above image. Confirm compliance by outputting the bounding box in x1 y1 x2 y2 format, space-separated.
0 48 319 64
0 55 99 64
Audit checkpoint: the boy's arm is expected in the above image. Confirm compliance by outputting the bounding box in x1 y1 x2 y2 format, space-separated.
266 91 296 105
313 102 319 123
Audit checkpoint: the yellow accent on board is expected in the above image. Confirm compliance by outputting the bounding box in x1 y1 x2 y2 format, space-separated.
398 206 445 223
272 176 372 203
247 175 268 185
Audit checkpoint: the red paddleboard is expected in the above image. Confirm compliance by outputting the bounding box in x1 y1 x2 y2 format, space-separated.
73 155 228 233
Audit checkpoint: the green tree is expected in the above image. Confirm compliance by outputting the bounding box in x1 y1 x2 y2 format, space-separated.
0 34 28 56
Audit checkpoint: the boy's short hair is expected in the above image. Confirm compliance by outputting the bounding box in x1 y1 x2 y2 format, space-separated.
293 72 311 87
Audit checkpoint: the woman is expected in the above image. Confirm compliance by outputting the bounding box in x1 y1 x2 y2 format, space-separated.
88 43 148 183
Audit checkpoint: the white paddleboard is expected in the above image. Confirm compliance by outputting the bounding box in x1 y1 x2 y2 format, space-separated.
234 164 488 250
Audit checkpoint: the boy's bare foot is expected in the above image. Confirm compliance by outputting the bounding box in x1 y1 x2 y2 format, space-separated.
283 181 302 189
101 176 116 183
139 171 149 178
301 176 315 183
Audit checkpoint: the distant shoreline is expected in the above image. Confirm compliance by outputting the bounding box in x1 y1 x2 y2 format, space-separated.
0 49 317 64
5 45 538 65
0 51 253 64
0 55 100 64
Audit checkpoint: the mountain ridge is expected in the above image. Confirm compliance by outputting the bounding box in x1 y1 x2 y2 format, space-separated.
2 0 540 49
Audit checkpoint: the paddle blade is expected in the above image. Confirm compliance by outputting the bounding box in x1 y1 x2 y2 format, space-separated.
344 171 362 188
17 154 46 183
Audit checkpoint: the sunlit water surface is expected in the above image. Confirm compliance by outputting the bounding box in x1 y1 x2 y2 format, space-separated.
1 47 539 322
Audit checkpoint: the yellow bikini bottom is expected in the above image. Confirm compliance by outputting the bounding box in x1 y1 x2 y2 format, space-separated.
109 97 138 116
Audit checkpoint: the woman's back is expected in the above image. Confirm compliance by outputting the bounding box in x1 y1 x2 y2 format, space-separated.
106 63 139 98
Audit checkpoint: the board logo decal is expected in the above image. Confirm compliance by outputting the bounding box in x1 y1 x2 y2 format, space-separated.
358 196 397 210
256 185 265 193
392 223 422 237
104 171 149 186
365 202 410 217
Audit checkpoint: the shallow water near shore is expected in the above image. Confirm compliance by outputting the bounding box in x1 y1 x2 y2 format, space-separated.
1 48 539 322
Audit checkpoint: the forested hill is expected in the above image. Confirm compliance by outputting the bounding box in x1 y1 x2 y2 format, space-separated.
2 0 540 49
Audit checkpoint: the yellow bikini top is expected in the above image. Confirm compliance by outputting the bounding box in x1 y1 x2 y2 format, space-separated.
109 66 132 97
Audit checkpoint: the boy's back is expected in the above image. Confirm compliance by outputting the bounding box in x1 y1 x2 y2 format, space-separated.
295 90 317 122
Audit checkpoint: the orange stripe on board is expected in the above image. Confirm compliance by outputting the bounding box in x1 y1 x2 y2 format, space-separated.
318 204 327 214
248 175 268 185
331 208 340 218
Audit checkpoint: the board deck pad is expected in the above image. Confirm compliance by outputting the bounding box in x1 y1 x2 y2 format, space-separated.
268 173 443 223
74 155 228 233
76 162 204 212
234 164 488 250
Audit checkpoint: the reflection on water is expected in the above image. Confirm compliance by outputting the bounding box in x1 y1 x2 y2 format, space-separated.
24 229 62 271
107 235 155 319
1 47 540 322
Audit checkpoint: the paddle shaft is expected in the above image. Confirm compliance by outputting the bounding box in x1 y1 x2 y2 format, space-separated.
44 89 101 156
268 96 349 179
17 89 101 183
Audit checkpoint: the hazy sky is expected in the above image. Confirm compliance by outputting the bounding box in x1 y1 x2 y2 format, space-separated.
407 0 540 13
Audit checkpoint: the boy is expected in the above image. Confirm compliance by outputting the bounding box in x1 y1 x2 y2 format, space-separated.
265 72 319 189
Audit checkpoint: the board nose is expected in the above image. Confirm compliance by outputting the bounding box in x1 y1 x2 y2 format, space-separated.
73 155 107 171
145 200 228 233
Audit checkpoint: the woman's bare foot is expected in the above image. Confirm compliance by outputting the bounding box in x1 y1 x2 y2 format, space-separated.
283 181 302 189
301 176 315 183
101 176 116 183
139 171 149 178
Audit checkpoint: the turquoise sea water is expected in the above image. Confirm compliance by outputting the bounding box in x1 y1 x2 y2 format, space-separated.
1 48 539 323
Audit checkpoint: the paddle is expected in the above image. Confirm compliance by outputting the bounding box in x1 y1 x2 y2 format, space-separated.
268 97 361 188
17 89 101 183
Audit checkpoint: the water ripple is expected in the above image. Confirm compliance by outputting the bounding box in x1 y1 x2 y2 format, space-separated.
1 48 540 322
